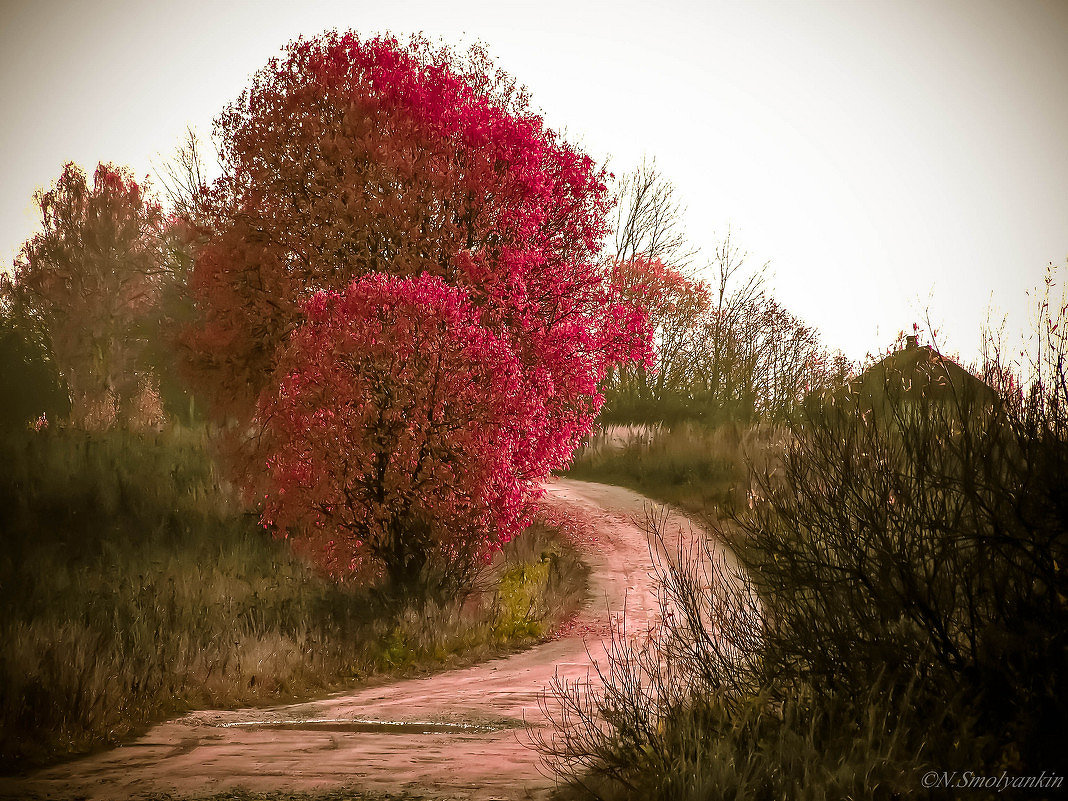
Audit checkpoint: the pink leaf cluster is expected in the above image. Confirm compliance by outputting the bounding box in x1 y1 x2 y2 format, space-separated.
609 256 711 333
187 33 653 582
262 274 534 578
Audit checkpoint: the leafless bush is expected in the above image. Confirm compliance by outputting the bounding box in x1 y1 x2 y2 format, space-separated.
543 268 1068 796
539 507 763 797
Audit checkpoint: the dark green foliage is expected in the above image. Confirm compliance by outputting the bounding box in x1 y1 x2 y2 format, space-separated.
597 391 754 429
142 222 204 427
0 307 69 431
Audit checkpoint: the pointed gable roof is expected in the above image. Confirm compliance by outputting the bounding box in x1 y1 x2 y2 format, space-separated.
849 340 995 410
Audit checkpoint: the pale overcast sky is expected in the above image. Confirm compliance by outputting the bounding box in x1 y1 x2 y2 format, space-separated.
2 0 1066 364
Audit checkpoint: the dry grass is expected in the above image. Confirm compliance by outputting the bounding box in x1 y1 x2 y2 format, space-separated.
566 422 781 521
0 428 588 773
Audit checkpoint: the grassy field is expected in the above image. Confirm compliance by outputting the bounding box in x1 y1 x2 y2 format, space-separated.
565 422 779 522
0 428 587 773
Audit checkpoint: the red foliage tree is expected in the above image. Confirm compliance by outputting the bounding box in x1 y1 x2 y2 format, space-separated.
187 32 651 589
603 257 710 418
263 274 530 592
9 162 165 429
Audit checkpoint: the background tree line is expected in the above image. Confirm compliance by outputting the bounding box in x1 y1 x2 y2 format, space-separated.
1 147 849 442
601 160 851 427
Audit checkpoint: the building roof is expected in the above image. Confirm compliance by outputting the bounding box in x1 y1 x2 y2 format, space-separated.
848 340 995 409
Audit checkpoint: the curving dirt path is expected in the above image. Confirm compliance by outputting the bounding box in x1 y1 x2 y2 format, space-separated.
2 479 731 801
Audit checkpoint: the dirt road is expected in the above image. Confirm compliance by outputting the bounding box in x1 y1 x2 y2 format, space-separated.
3 479 723 801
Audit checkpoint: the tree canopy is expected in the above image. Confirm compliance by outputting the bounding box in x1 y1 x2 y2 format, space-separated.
9 162 166 429
187 32 652 589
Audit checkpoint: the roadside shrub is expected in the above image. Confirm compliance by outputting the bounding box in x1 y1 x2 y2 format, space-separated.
739 363 1067 774
546 275 1068 796
542 512 937 800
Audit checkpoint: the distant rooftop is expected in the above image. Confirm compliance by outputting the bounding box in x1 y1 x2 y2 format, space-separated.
849 334 995 408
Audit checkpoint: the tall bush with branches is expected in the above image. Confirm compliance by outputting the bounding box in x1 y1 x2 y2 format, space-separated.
546 270 1068 796
542 510 929 800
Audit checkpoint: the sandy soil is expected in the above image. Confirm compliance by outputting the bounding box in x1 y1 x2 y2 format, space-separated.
1 479 725 801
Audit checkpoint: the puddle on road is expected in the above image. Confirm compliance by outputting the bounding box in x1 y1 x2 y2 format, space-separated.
220 718 519 734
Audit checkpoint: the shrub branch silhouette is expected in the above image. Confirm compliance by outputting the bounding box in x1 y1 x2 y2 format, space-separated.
543 274 1067 796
